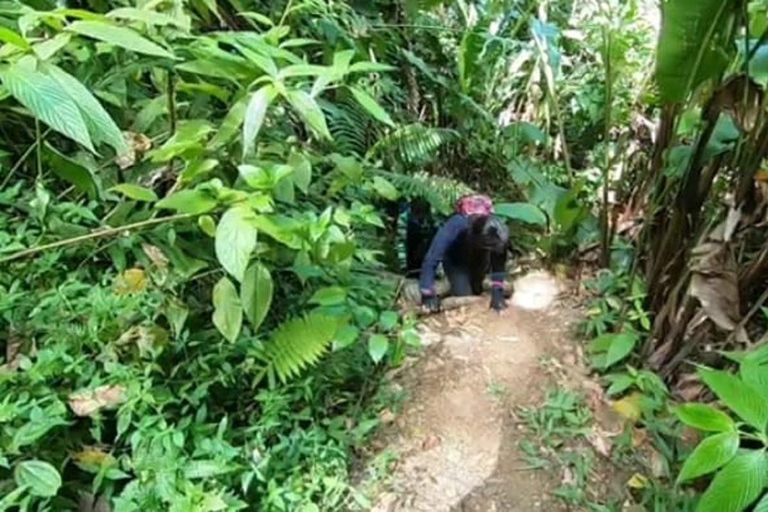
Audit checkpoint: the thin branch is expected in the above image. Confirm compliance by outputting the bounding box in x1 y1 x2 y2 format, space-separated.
0 214 193 264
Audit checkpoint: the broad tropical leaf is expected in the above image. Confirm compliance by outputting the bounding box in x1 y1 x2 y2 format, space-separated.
0 27 30 49
368 334 389 363
212 277 242 342
697 450 767 512
0 60 93 151
266 313 339 382
107 8 186 28
241 262 273 330
286 90 331 140
677 431 739 483
110 184 157 202
156 189 217 214
675 403 735 432
44 143 100 199
699 367 768 433
495 203 548 226
215 206 257 282
14 460 61 497
45 64 127 153
348 86 394 127
656 0 734 103
458 24 487 93
288 152 312 193
242 85 277 158
68 20 175 59
309 286 347 306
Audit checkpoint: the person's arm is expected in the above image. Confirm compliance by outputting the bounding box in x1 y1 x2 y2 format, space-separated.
419 215 467 294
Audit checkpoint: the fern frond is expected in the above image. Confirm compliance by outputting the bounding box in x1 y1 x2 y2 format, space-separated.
322 95 371 157
266 313 339 383
366 124 458 168
377 169 473 215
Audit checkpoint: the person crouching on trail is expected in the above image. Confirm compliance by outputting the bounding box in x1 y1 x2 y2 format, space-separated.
419 194 510 313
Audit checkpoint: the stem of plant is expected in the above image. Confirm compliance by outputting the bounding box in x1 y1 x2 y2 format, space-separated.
0 213 193 264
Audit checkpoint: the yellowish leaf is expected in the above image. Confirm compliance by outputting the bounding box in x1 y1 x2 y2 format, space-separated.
611 392 643 423
627 472 649 489
115 268 146 295
74 446 116 471
142 243 168 269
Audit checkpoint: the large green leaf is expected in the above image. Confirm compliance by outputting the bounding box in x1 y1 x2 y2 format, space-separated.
212 277 242 343
675 403 735 432
656 0 734 103
241 262 273 330
697 450 767 512
68 20 175 59
44 143 100 199
699 367 768 433
677 431 739 483
285 90 331 140
754 493 768 512
495 202 548 226
0 27 30 49
242 84 277 158
215 206 257 282
1 60 93 152
107 7 187 28
46 64 127 153
368 334 389 364
110 184 157 202
288 152 312 194
348 86 394 127
310 286 347 306
156 189 217 214
458 24 486 93
14 460 61 497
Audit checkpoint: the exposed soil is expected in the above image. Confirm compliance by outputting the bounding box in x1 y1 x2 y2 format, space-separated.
358 271 600 512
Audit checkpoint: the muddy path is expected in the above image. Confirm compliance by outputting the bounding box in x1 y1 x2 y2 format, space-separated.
360 271 589 512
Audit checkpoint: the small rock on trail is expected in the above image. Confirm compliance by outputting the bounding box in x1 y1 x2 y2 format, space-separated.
365 271 580 512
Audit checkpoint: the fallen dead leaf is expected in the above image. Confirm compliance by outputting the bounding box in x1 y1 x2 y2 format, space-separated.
379 408 396 424
561 466 575 486
68 385 127 417
142 243 168 269
116 131 152 170
631 428 648 448
421 434 441 451
588 428 613 457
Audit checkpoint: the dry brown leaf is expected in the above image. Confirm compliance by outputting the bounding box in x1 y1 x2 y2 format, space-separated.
114 268 147 295
141 244 168 269
587 428 613 457
3 331 23 371
649 447 666 478
689 220 748 342
421 434 441 451
116 132 152 170
68 385 127 417
379 408 396 424
631 427 648 448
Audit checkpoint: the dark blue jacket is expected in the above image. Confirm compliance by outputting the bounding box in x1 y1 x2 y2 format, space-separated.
419 214 506 292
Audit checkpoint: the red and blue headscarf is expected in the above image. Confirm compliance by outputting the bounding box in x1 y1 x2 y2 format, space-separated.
455 194 493 216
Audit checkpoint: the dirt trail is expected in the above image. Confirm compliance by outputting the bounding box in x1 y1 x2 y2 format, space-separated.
367 271 584 512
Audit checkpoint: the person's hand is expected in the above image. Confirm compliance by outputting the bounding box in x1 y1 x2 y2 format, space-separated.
421 292 441 314
490 287 507 313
